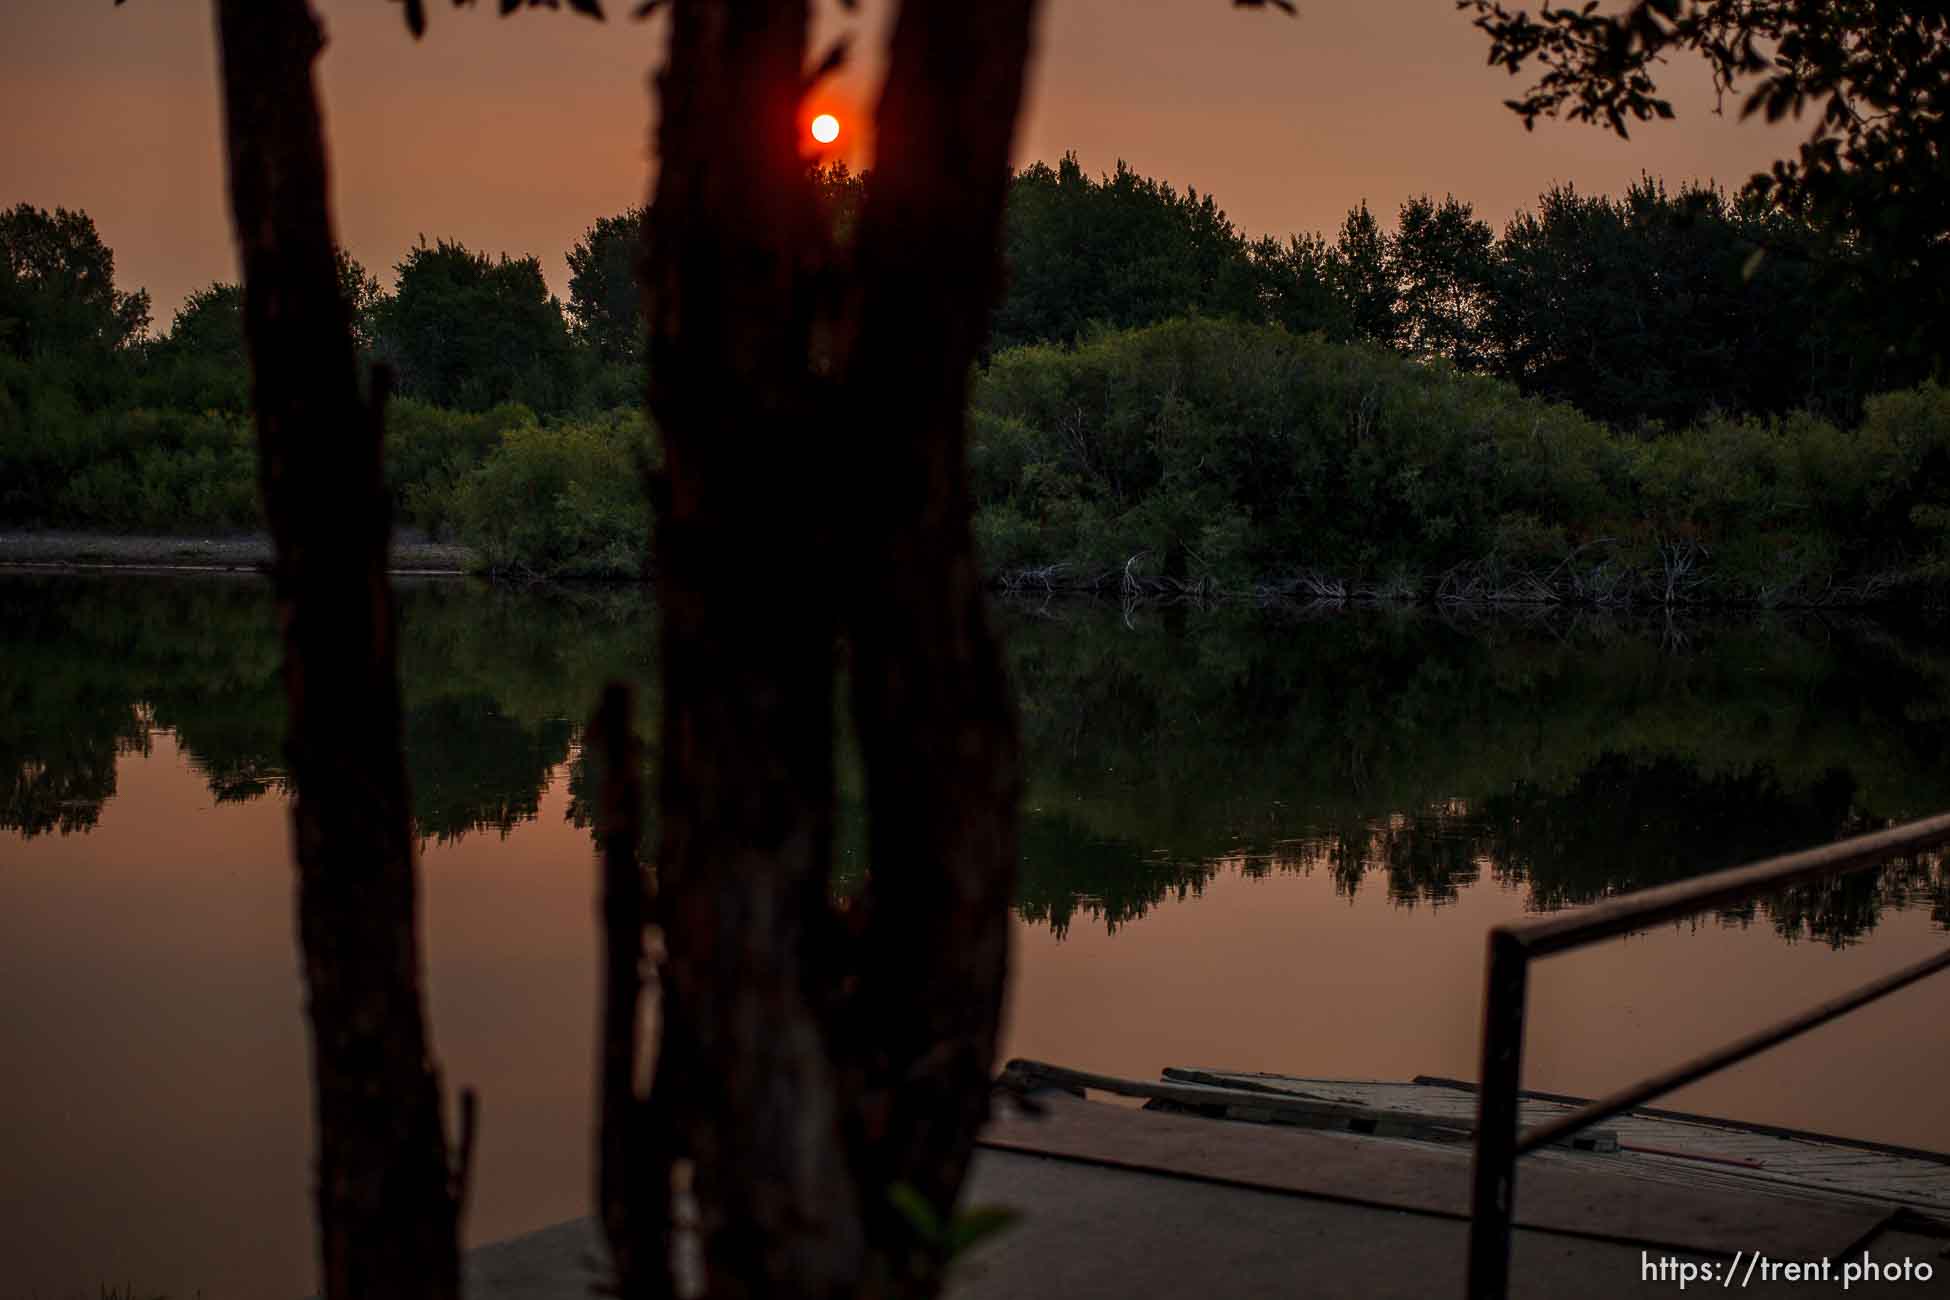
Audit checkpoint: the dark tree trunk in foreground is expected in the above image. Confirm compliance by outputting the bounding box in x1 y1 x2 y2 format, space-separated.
604 1 1033 1296
213 4 464 1297
843 1 1034 1248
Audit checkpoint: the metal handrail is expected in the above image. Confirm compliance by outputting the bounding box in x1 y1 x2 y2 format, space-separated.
1464 813 1950 1300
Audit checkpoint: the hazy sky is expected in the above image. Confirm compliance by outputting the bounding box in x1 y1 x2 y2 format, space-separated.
1 0 1800 328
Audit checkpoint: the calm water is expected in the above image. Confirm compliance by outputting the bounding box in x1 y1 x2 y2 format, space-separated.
4 573 1949 1297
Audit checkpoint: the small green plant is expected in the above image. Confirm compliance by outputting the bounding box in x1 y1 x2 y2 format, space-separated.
888 1180 1022 1282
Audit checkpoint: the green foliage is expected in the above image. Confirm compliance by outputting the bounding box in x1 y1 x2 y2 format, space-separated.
1332 201 1402 348
971 317 1950 602
1244 231 1355 340
992 154 1264 351
139 280 250 413
1 204 150 361
1485 179 1882 427
887 1182 1021 1283
3 190 1942 605
450 409 653 578
386 398 537 536
336 248 385 355
1392 194 1495 369
973 316 1627 584
567 208 647 367
375 238 575 412
1463 1 1950 381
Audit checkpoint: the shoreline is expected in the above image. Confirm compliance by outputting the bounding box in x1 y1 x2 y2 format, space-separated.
0 530 473 576
3 531 1943 614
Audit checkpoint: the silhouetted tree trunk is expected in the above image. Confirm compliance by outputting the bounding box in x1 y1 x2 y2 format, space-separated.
212 4 465 1297
842 6 1033 1250
605 1 1033 1296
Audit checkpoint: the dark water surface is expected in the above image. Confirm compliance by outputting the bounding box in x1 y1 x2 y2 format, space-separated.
4 573 1948 1297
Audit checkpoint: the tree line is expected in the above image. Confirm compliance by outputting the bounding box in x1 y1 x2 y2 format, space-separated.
8 180 1950 599
994 156 1934 430
8 150 1933 448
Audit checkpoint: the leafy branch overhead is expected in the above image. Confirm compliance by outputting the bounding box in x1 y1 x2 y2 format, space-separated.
1456 2 1948 223
391 0 607 40
1458 1 1949 375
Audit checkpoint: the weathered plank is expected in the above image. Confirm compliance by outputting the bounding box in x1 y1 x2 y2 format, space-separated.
1168 1067 1950 1215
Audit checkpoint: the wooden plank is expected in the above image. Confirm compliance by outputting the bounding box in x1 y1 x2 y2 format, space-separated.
980 1093 1892 1262
1006 1061 1474 1144
1413 1073 1950 1165
1157 1067 1950 1209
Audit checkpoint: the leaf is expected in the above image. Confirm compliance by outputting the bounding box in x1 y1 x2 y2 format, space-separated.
888 1182 944 1243
947 1205 1022 1257
1740 246 1766 281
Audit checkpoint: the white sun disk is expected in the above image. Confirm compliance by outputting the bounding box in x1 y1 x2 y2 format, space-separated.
811 114 840 144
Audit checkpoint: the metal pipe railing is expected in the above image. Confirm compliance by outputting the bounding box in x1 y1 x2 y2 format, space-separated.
1464 814 1950 1300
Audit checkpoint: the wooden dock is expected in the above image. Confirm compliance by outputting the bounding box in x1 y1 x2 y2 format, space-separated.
1002 1060 1950 1222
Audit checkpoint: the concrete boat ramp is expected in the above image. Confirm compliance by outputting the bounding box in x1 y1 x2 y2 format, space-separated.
464 1065 1950 1299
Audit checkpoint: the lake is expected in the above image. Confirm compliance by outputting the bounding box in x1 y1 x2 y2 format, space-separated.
4 572 1948 1298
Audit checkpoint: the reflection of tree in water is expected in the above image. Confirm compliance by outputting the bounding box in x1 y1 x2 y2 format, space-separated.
7 577 1950 948
1015 810 1219 937
2 578 160 836
999 601 1950 943
1273 804 1489 907
0 575 646 844
3 731 139 836
1476 755 1862 917
404 695 572 842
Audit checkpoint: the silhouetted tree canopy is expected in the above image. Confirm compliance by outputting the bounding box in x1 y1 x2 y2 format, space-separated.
992 154 1265 350
566 209 646 368
1 204 150 361
1332 201 1402 348
1463 0 1950 379
375 238 574 411
1484 178 1869 425
1392 193 1495 368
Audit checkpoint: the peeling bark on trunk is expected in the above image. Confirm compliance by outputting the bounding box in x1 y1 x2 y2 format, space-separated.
608 1 1035 1297
213 4 463 1297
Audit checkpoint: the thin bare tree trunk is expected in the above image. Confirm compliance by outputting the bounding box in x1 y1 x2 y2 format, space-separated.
594 682 663 1296
212 4 464 1297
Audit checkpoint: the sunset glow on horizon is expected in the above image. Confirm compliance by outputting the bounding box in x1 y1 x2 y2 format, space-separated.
0 1 1798 326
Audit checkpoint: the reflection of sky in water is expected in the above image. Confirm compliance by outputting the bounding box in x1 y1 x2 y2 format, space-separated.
5 576 1950 1295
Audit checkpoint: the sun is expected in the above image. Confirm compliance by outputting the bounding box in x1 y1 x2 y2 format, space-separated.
810 113 840 145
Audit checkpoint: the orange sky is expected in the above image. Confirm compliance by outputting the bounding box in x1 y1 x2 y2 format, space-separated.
0 0 1799 328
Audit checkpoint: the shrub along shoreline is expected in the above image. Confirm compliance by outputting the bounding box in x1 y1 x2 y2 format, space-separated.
7 316 1948 606
969 318 1950 609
